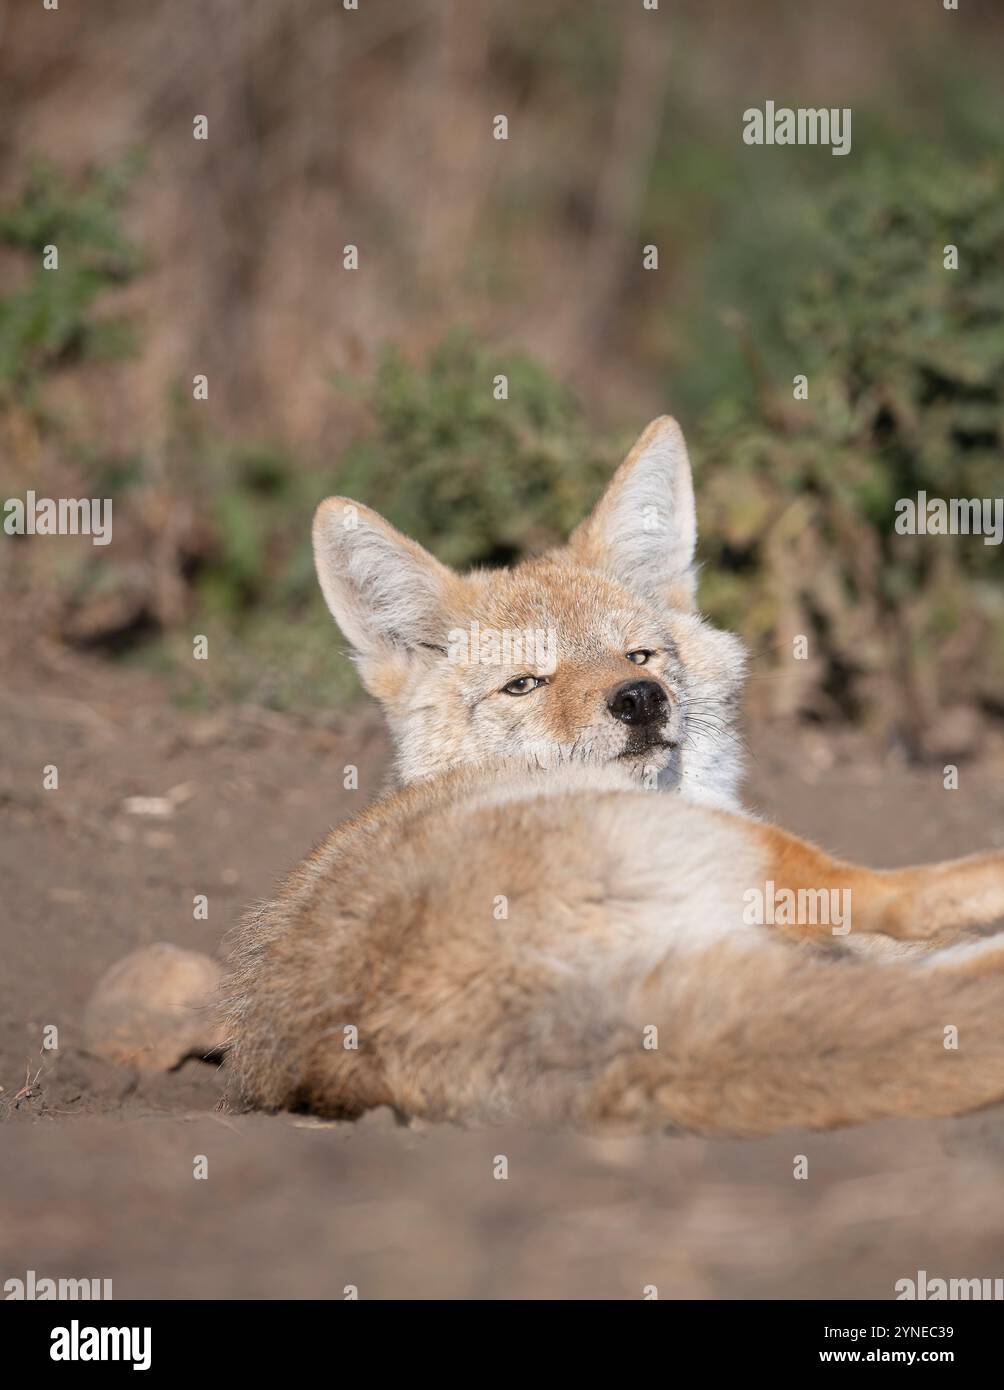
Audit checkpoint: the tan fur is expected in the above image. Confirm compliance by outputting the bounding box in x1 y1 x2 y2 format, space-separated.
753 824 1004 943
223 418 1004 1135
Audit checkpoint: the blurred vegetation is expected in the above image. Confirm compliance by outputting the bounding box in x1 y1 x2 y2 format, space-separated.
333 338 615 568
134 341 621 709
0 159 140 404
190 152 1003 741
1 2 1001 746
695 148 1004 742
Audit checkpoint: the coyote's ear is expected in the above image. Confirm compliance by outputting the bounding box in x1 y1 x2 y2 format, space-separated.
568 416 698 612
312 498 454 656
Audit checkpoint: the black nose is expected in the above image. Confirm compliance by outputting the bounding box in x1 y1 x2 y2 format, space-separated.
606 679 668 727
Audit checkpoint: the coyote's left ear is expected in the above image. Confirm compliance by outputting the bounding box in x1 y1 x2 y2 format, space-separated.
568 416 697 612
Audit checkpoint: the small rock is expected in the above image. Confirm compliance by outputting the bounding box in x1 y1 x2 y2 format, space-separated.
83 943 225 1071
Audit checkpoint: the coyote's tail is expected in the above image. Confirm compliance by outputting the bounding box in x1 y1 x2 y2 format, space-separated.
571 936 1004 1135
224 914 1004 1135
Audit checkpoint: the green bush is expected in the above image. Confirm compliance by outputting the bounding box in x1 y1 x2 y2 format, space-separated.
694 150 1004 737
332 336 617 568
0 158 140 401
5 145 999 741
172 338 622 708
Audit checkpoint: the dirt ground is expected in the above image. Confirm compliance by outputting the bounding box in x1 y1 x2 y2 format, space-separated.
3 629 1004 1300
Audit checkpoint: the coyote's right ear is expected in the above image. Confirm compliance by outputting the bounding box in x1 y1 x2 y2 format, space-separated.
312 498 455 657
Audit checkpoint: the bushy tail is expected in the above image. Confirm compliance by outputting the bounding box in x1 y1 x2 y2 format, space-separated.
224 907 1004 1136
573 936 1004 1135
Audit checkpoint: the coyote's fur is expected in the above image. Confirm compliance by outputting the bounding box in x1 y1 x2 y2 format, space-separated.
224 418 1004 1134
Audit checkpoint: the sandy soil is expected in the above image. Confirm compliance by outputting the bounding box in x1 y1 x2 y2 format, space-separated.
3 633 1004 1300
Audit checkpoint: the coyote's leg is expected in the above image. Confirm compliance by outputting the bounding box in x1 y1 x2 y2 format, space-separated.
753 823 1004 943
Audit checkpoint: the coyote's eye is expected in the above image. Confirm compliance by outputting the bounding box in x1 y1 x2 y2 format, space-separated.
626 649 655 665
501 675 545 696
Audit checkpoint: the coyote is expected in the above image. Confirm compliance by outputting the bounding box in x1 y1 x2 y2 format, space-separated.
224 418 1004 1134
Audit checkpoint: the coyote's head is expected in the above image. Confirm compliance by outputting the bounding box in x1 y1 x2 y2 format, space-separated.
313 417 747 807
